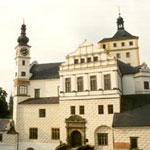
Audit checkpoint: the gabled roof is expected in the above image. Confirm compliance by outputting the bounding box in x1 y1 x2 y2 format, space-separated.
19 97 59 104
30 62 62 80
117 60 139 75
99 29 138 43
113 94 150 127
0 119 10 131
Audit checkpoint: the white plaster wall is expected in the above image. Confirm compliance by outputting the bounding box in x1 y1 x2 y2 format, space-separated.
114 127 150 150
19 142 59 150
59 98 120 146
29 79 60 97
17 104 60 144
0 145 17 150
122 75 135 95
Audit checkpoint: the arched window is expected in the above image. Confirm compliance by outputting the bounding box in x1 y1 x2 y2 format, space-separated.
27 148 34 150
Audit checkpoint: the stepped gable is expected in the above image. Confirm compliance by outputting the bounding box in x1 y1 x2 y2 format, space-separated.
30 62 62 80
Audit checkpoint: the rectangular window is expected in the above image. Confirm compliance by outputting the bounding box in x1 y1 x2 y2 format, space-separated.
98 105 104 114
87 57 91 63
21 71 26 77
130 137 138 149
97 133 108 145
104 74 111 90
79 106 84 115
74 59 79 64
121 42 125 46
34 89 40 98
108 105 113 114
18 85 27 95
77 77 84 92
39 109 46 117
113 43 117 47
51 128 60 140
0 134 2 142
93 56 98 62
22 60 25 65
144 81 149 89
90 76 97 91
116 53 120 58
103 44 106 49
126 52 130 57
29 128 38 139
71 106 75 115
129 41 133 46
81 58 85 63
65 78 71 92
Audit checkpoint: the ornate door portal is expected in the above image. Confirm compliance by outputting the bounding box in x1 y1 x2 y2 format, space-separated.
65 115 86 147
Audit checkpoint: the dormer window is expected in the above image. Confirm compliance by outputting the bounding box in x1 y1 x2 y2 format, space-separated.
74 59 79 64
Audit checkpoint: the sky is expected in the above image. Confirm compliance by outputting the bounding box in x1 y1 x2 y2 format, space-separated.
0 0 150 101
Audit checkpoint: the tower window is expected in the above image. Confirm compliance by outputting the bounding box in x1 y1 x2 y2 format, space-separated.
113 43 117 47
39 109 46 118
77 77 84 92
21 72 26 77
65 78 71 92
34 89 40 98
130 137 138 149
104 74 111 90
108 105 113 114
97 133 108 145
17 85 27 96
103 44 106 49
144 81 149 89
29 128 38 139
0 134 2 142
79 106 84 115
90 76 97 91
51 128 60 140
98 105 104 114
93 56 98 62
129 41 133 46
87 57 91 63
70 106 75 115
22 60 25 65
74 59 79 64
116 53 120 58
81 58 85 63
126 52 130 57
121 42 125 47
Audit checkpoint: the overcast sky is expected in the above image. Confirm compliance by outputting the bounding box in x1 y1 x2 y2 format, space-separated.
0 0 150 100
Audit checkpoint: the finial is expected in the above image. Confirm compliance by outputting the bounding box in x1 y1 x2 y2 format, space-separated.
23 18 25 24
118 6 121 17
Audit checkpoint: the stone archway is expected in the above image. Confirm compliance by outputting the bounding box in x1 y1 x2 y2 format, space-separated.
65 115 86 147
71 130 82 147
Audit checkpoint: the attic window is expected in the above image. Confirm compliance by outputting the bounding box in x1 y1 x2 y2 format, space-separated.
74 59 79 64
121 42 125 47
103 44 106 49
81 58 85 63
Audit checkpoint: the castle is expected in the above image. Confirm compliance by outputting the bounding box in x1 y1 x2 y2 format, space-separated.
0 14 150 150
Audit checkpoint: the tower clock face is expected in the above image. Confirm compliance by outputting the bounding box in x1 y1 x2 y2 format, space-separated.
20 48 29 56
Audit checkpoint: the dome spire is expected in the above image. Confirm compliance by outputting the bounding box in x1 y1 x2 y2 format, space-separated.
17 20 29 46
117 9 124 30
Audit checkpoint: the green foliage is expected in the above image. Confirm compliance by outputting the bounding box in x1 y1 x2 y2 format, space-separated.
0 87 9 118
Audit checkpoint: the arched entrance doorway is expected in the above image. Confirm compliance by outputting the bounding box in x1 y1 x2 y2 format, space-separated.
71 131 82 147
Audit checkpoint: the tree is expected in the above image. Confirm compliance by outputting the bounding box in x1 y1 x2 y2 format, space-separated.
0 87 9 118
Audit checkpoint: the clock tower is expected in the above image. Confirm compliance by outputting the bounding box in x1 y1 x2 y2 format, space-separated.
13 23 31 124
